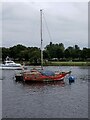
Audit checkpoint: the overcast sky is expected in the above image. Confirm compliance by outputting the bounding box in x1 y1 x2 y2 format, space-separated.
1 1 88 49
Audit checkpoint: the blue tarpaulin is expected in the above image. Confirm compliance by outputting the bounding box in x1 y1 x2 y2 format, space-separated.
40 70 55 76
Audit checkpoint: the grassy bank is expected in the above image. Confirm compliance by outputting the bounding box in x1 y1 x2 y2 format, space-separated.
18 61 90 66
43 61 90 66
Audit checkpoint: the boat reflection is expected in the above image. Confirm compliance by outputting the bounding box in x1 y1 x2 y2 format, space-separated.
15 80 65 88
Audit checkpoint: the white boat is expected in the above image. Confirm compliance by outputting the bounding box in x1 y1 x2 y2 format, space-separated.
0 60 23 70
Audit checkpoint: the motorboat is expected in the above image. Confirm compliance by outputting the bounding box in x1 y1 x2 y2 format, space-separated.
0 60 23 70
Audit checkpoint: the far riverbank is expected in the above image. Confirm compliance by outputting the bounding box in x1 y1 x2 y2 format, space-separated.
18 61 90 66
46 61 90 66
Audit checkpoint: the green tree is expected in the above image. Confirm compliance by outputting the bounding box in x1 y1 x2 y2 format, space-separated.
81 48 88 60
9 44 26 60
2 47 10 60
73 45 80 59
29 50 40 65
45 42 65 60
64 46 74 60
64 49 70 59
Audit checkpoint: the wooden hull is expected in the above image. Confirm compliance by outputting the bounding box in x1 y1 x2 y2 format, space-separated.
23 73 66 82
15 70 71 82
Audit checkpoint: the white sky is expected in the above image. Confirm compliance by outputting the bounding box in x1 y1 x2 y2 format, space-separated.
0 0 88 49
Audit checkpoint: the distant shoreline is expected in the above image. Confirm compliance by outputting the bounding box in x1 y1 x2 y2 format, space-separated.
19 61 90 66
45 61 90 66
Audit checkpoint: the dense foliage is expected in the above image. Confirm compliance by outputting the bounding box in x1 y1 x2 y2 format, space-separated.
1 43 90 65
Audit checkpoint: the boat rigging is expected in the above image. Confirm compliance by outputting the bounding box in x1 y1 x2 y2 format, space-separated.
15 9 71 82
40 9 43 70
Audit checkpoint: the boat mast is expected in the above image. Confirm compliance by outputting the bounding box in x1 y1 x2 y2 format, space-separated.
40 9 43 70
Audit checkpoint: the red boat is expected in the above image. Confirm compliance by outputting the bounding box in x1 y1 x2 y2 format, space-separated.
15 10 71 82
15 69 71 82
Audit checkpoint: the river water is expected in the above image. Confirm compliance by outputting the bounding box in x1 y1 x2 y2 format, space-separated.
1 66 89 118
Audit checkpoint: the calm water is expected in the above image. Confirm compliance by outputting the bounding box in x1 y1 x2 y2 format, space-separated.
1 66 89 118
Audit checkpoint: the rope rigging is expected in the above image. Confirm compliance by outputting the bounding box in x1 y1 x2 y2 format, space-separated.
42 11 53 43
